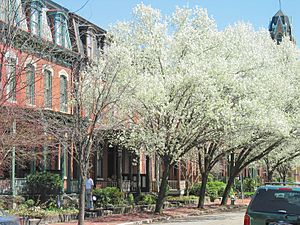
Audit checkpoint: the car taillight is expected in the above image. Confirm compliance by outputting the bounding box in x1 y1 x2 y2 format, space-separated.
244 213 250 225
278 188 292 191
19 217 24 225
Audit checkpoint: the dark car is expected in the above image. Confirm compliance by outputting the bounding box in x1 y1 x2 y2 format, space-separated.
0 209 20 225
244 183 300 225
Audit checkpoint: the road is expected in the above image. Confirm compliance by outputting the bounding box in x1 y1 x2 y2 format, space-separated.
155 211 244 225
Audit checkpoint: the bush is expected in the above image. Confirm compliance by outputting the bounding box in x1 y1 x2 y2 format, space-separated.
93 187 124 208
26 172 63 204
206 181 226 202
189 183 202 196
244 191 255 198
127 194 135 206
234 178 259 195
243 178 257 192
136 194 156 205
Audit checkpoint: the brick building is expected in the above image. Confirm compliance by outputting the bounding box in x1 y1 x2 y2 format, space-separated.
0 0 196 196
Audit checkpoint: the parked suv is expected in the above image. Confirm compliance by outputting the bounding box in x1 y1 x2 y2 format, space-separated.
244 182 300 225
0 209 20 225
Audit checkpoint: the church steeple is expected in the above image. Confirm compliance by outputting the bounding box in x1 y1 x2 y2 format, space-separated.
269 1 294 43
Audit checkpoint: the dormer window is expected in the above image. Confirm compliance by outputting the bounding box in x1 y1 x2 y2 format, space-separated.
0 0 7 22
55 14 66 46
30 0 43 37
86 30 98 59
1 0 23 26
48 12 71 49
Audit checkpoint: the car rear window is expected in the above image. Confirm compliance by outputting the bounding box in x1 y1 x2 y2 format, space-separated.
250 189 300 215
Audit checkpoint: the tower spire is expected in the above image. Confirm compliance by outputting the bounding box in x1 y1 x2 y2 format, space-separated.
269 0 294 44
279 0 282 10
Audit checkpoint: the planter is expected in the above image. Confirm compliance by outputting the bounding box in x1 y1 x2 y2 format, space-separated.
135 204 156 212
38 213 77 225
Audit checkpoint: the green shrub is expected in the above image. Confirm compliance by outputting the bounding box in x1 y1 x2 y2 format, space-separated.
189 183 202 196
127 194 135 206
243 178 257 192
136 194 156 205
243 191 255 198
234 178 258 195
26 172 63 204
93 187 124 208
206 181 226 202
25 199 35 207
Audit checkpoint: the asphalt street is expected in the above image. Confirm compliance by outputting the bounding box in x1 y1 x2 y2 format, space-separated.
155 211 244 225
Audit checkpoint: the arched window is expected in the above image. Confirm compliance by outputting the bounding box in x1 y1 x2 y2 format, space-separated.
26 64 35 105
44 69 52 108
60 75 68 112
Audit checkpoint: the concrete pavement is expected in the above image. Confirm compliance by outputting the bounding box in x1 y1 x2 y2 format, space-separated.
153 211 245 225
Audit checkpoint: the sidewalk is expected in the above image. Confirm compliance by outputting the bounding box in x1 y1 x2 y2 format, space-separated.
50 199 250 225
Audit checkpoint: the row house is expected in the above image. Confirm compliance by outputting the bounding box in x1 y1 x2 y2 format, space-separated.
0 0 198 196
0 0 78 195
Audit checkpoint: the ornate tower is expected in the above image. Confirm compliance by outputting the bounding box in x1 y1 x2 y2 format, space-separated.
269 3 294 43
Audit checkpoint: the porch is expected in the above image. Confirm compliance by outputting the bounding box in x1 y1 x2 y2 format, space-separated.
151 180 186 195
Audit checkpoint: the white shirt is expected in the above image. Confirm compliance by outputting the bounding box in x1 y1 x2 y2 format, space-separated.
86 178 94 190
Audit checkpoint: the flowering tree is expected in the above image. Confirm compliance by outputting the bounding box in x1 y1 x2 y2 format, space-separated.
262 139 300 182
218 36 300 205
109 4 300 211
69 42 136 225
112 5 238 213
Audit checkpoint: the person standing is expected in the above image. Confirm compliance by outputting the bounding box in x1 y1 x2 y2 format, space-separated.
86 174 94 209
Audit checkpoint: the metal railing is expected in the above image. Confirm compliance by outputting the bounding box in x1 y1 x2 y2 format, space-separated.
95 180 118 188
70 180 79 193
15 178 27 194
0 179 11 194
0 178 27 195
151 180 187 192
168 180 178 190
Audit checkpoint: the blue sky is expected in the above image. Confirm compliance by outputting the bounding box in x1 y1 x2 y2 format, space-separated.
55 0 300 44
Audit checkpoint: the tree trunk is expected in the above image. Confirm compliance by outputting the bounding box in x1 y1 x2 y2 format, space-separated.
77 177 86 225
282 172 287 183
267 171 274 182
155 157 170 213
137 155 141 195
221 175 235 205
197 172 209 208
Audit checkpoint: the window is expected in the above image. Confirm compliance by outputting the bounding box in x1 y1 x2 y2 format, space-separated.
60 75 68 112
250 189 300 215
87 33 93 58
44 69 52 108
6 58 17 102
0 0 21 25
86 31 97 59
30 1 42 36
26 64 35 105
0 0 7 21
54 13 71 48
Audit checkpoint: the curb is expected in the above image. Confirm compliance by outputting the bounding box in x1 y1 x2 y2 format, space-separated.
117 205 247 225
